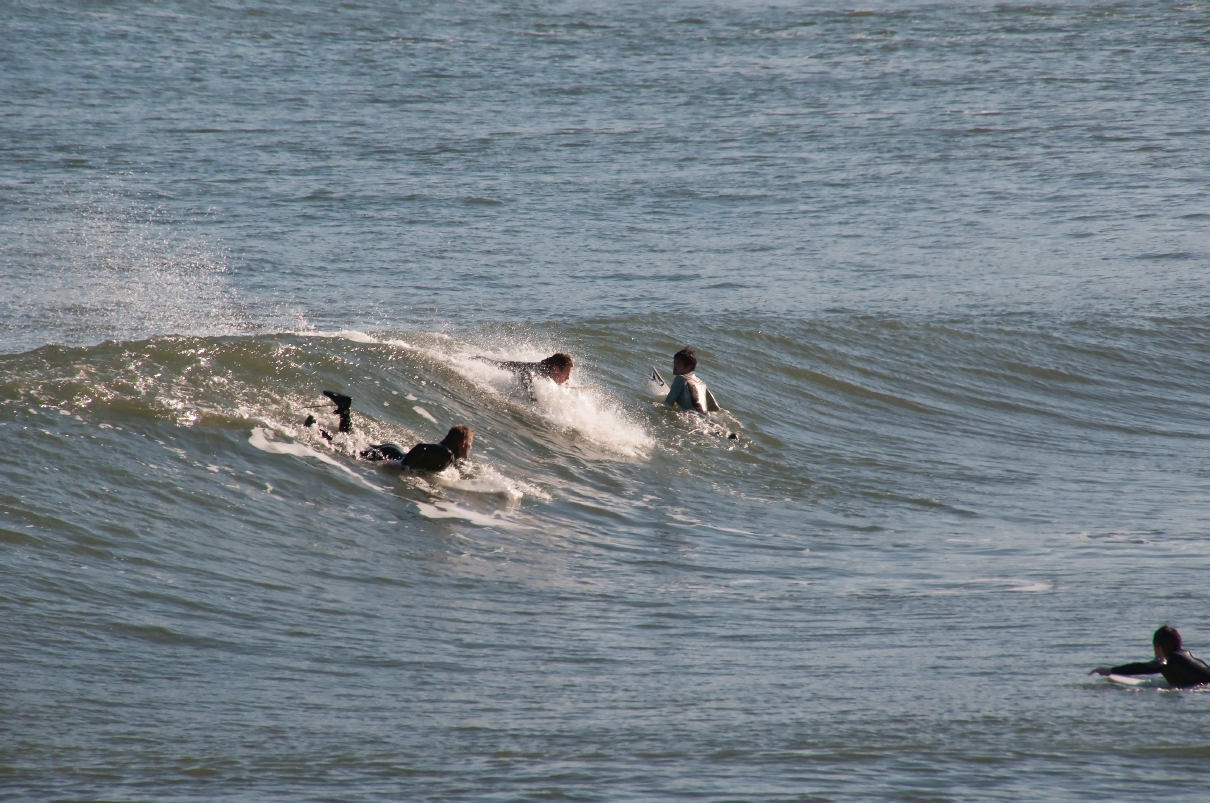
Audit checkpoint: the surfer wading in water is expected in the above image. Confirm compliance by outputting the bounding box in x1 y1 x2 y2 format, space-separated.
1090 625 1210 688
660 347 719 414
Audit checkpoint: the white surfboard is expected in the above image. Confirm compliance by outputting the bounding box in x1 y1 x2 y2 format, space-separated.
1107 674 1146 686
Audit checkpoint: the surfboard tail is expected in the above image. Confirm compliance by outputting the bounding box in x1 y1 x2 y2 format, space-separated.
650 367 666 387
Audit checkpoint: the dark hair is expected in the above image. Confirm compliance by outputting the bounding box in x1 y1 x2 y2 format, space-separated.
540 353 573 372
441 425 473 450
1153 625 1181 653
673 347 697 372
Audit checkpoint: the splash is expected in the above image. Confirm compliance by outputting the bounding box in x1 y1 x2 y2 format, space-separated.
3 190 247 351
529 379 651 458
442 460 545 503
442 342 653 459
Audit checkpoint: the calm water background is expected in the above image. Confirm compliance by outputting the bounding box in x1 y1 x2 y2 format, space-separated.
3 1 1210 800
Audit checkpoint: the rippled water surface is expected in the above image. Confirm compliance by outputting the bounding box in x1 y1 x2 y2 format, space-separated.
3 2 1210 800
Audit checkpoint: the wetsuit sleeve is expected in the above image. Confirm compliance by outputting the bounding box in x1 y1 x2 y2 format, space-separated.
481 359 539 397
665 376 685 407
1109 659 1164 676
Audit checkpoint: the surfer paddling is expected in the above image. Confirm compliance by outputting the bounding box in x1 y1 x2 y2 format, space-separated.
304 391 474 472
1090 625 1210 688
361 425 474 473
474 353 573 399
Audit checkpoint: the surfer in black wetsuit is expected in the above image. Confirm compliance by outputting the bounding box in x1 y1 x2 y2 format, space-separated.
303 391 473 472
360 425 474 473
1090 625 1210 688
473 353 573 398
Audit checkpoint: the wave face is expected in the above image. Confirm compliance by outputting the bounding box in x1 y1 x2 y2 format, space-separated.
4 2 1210 801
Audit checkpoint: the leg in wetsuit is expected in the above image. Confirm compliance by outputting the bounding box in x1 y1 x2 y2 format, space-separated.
323 390 353 433
303 390 353 442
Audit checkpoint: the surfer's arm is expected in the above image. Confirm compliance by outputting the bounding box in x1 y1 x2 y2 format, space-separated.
664 376 685 407
1097 659 1164 676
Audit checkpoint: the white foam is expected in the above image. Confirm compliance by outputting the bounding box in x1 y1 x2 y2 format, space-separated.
530 379 651 458
298 329 381 344
439 460 539 503
1005 580 1053 593
440 347 651 458
414 499 518 528
337 329 379 344
413 405 439 424
247 427 381 490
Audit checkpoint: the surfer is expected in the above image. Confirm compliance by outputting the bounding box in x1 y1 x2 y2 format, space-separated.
360 425 474 473
474 352 573 398
1090 625 1210 688
661 347 720 415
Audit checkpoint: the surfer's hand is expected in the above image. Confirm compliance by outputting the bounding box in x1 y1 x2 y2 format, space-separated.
1090 667 1111 676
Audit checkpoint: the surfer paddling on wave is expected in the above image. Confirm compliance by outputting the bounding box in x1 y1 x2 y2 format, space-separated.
473 352 573 400
304 391 474 472
1090 625 1210 688
361 425 474 473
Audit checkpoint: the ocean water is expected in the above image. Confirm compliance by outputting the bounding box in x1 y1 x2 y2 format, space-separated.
3 1 1210 800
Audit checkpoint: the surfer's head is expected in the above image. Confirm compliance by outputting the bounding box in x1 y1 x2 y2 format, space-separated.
441 425 475 461
1153 625 1181 656
673 347 696 376
539 353 574 385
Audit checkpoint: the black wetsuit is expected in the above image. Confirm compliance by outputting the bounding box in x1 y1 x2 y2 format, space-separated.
1111 650 1210 688
323 391 353 433
361 442 456 473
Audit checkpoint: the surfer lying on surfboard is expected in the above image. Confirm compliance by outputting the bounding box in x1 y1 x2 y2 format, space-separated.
304 391 474 472
473 353 573 400
1090 625 1210 688
361 425 474 473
